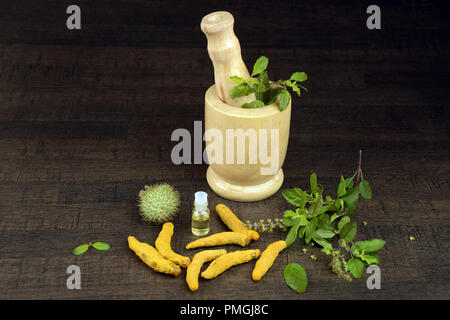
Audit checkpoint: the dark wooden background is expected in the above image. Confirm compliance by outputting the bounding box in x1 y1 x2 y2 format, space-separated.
0 0 448 300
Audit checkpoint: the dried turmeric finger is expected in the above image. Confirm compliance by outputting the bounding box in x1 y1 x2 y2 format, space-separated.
128 236 181 276
201 249 261 279
185 232 250 249
186 249 227 292
215 204 259 240
252 240 286 281
155 222 191 268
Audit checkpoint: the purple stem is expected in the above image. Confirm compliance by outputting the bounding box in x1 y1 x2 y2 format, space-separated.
355 150 362 186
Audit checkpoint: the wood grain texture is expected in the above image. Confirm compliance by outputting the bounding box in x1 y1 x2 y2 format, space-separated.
0 0 449 299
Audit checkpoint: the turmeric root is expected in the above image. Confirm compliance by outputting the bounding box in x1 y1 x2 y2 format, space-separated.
201 249 261 279
252 240 286 281
185 232 250 249
155 222 191 268
215 204 259 241
128 236 181 276
186 249 227 292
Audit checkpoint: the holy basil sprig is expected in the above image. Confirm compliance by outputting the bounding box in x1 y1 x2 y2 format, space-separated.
281 151 385 285
229 56 308 111
72 242 110 255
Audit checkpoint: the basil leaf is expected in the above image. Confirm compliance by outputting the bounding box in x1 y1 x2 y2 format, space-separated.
330 213 340 223
342 186 360 215
243 100 265 109
337 175 347 198
312 234 333 250
279 89 291 111
285 218 302 247
348 257 364 278
317 213 333 230
290 72 307 82
297 214 309 226
259 70 269 87
284 263 308 295
298 226 306 239
315 229 335 239
361 252 379 265
337 216 350 232
282 188 306 208
339 221 357 243
359 179 372 199
73 244 89 256
230 83 255 99
292 85 301 97
353 239 386 252
262 88 282 105
252 56 269 76
305 217 318 244
92 242 110 251
249 78 260 85
229 76 245 84
344 177 354 188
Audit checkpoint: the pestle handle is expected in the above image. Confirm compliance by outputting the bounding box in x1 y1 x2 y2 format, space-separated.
201 11 254 107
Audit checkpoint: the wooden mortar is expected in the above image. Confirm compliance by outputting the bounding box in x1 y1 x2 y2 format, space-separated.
201 11 291 202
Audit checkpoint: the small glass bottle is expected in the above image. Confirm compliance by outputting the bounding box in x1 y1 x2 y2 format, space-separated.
191 191 210 236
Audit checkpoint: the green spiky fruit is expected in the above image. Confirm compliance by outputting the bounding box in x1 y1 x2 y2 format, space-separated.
138 183 180 224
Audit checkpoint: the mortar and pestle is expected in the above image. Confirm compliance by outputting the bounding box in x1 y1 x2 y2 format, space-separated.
201 11 291 202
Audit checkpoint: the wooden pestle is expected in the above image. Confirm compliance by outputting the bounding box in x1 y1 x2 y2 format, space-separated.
201 11 255 107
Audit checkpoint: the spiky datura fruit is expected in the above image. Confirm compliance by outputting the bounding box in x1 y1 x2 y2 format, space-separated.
138 183 181 224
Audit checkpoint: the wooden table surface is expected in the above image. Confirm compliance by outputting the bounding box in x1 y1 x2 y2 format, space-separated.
0 1 448 300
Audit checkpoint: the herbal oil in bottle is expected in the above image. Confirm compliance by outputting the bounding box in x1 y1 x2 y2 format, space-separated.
191 191 210 236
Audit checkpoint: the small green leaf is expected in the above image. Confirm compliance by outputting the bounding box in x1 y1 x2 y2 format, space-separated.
230 76 245 84
296 213 309 226
310 173 318 194
342 186 360 215
315 229 335 239
312 234 333 250
285 218 302 247
279 89 291 111
340 221 357 243
249 78 260 85
344 177 354 188
259 71 269 86
230 83 255 99
243 100 265 108
359 179 372 199
337 216 350 231
360 252 379 265
282 188 306 208
317 213 333 230
305 217 318 244
262 88 282 105
73 244 89 256
252 56 269 76
353 239 386 252
284 263 308 295
92 242 110 251
337 175 347 198
330 213 340 222
290 72 308 82
292 85 301 97
348 257 364 278
284 209 295 218
298 84 308 92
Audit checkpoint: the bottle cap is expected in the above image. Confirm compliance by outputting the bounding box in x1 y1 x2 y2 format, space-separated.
194 191 208 205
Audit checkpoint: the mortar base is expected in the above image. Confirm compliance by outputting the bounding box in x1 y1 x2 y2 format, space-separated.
206 166 284 202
